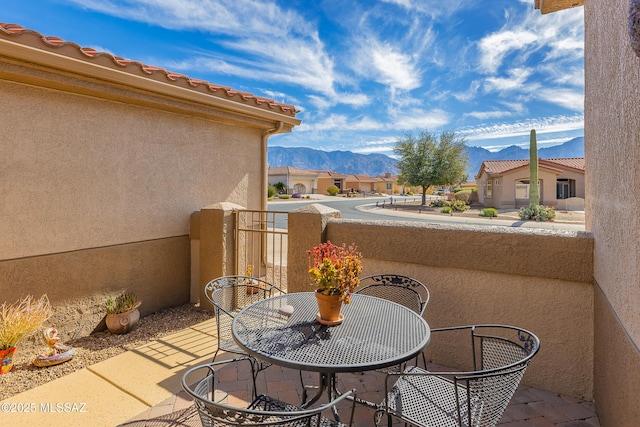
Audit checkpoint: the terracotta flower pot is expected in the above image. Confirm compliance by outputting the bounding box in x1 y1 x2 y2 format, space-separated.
315 290 344 325
0 347 17 374
106 308 140 334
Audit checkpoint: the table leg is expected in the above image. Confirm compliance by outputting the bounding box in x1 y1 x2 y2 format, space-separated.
301 372 341 421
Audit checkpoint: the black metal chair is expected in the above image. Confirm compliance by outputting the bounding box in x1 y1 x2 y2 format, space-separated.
182 358 356 427
356 274 430 317
356 274 430 368
204 275 285 397
376 324 541 427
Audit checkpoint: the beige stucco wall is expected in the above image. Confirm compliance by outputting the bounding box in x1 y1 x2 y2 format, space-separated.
287 206 594 399
1 76 263 260
585 1 640 425
0 46 295 338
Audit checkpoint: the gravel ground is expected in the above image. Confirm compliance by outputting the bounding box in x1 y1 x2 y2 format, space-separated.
0 303 211 401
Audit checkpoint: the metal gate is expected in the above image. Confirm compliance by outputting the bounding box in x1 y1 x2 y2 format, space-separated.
234 210 288 291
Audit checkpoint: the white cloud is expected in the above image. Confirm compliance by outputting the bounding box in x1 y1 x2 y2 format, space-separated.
465 110 514 120
460 114 584 142
536 88 584 111
70 0 340 97
369 44 421 91
297 114 385 132
478 30 538 74
392 109 451 130
485 67 534 92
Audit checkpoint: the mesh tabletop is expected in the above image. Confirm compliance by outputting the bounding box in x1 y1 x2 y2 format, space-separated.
232 293 431 373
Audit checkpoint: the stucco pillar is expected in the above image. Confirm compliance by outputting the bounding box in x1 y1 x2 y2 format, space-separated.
197 202 245 310
287 204 341 293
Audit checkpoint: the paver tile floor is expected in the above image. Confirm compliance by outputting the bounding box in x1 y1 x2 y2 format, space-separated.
120 363 599 426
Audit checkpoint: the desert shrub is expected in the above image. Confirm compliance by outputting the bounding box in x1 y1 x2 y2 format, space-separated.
441 206 452 214
278 194 291 199
450 199 470 212
479 207 498 217
519 205 556 221
453 190 472 204
453 187 463 193
430 199 446 207
327 185 339 196
267 184 277 198
407 191 414 196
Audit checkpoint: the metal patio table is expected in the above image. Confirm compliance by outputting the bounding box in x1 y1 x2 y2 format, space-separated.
232 292 431 419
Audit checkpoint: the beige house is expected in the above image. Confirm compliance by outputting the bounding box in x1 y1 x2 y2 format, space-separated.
267 166 318 195
475 158 585 210
0 23 300 336
344 174 380 193
314 170 349 195
375 172 400 194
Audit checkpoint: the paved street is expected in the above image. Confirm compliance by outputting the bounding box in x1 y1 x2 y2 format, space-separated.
269 194 585 231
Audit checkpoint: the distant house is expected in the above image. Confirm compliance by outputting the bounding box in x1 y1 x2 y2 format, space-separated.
314 170 349 195
475 158 585 210
268 167 319 194
345 174 381 194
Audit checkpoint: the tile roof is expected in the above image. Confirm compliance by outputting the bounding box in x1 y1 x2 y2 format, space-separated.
0 23 298 118
313 170 349 178
542 157 585 171
477 158 585 178
346 174 380 182
268 166 318 176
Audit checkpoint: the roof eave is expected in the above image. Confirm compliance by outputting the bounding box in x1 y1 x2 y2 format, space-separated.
0 37 301 129
534 0 584 14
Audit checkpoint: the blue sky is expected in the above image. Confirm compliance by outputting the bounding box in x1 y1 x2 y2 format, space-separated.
3 0 584 154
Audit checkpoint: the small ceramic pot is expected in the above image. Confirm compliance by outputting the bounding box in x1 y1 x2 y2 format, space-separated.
106 308 140 334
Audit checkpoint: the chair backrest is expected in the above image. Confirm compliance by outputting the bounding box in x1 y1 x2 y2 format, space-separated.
356 274 430 315
182 358 355 427
455 325 540 427
203 276 285 353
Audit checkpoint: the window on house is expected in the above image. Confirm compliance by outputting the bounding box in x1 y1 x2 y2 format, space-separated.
333 179 341 189
486 180 493 198
516 179 540 199
556 179 576 199
386 183 392 190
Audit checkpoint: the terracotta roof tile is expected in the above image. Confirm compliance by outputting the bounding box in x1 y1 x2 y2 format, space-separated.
542 158 585 171
0 22 299 118
477 158 585 178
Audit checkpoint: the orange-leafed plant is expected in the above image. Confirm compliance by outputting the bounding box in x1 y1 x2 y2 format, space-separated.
307 241 362 303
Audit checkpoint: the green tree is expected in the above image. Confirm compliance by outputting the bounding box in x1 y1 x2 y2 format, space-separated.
274 182 286 194
394 130 468 205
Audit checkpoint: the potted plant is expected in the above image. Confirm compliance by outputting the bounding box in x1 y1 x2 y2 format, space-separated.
307 241 362 325
105 292 141 334
0 294 53 374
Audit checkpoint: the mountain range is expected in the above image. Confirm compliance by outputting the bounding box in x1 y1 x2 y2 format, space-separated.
268 136 585 179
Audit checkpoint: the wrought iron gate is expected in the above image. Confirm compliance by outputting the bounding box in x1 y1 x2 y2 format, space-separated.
234 210 288 291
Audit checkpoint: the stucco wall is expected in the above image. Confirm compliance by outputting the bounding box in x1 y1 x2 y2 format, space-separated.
585 0 640 424
1 74 263 260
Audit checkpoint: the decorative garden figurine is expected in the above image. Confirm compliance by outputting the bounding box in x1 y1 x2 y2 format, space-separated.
33 328 76 367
